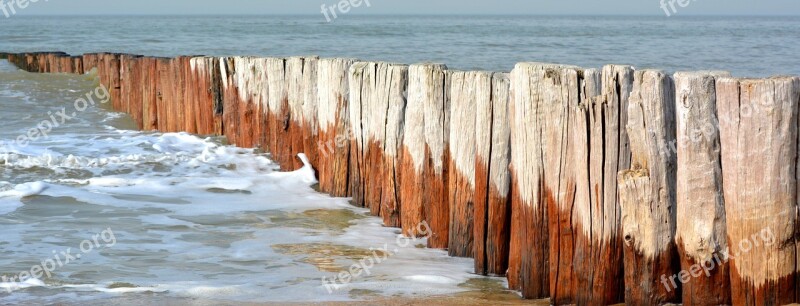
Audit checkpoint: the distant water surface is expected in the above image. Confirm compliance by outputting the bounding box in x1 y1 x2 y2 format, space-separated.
1 15 799 76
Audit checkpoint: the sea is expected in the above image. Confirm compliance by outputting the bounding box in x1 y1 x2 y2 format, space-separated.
0 15 798 304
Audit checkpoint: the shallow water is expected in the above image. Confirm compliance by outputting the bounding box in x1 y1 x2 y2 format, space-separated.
0 61 524 304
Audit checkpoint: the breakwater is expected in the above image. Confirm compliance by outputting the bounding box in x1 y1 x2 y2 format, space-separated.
2 51 799 305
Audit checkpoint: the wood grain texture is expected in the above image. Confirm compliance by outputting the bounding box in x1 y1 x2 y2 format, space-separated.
674 71 732 306
474 72 511 276
318 58 357 197
400 64 441 236
348 62 409 220
716 76 799 306
509 62 578 299
422 64 451 249
567 65 633 306
447 71 479 258
618 69 679 305
188 57 224 136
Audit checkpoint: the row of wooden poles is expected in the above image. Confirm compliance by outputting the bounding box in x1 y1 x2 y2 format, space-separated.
3 51 800 305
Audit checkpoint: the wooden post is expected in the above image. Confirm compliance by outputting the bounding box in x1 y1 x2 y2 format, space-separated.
566 65 634 306
618 70 679 305
188 57 224 136
402 64 451 247
716 76 799 305
674 71 732 306
401 64 433 236
508 63 569 299
229 57 269 148
318 58 357 197
380 64 408 227
140 57 159 131
474 72 512 276
287 57 320 170
119 55 140 118
448 71 479 258
155 57 184 132
348 62 369 208
123 57 146 130
265 57 290 169
347 61 408 221
301 57 320 172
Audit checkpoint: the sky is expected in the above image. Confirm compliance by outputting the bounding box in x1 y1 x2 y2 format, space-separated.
8 0 800 16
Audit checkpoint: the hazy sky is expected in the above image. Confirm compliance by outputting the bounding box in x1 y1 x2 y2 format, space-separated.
9 0 800 16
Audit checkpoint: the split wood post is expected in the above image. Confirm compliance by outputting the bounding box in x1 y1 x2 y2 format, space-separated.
674 71 732 306
474 72 512 276
716 76 799 305
317 58 357 197
448 71 479 258
572 65 633 306
618 69 679 305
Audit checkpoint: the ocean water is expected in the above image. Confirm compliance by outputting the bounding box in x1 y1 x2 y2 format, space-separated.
1 15 799 77
0 15 797 304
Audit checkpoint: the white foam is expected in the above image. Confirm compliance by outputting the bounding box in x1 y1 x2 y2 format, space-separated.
0 181 47 198
0 278 46 292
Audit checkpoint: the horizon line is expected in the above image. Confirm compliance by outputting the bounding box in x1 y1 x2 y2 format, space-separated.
9 13 800 17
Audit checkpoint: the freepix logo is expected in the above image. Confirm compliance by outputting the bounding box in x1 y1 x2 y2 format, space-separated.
0 0 48 18
320 0 371 22
660 0 697 17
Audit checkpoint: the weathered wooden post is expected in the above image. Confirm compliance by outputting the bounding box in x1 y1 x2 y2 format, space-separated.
141 57 160 131
265 57 289 169
474 72 512 276
230 57 270 148
716 76 799 305
565 65 634 306
155 57 185 132
674 71 732 306
348 62 370 208
508 63 566 299
400 64 434 235
618 70 679 305
379 64 408 227
348 61 408 222
301 57 320 171
447 71 479 258
318 58 357 197
119 54 140 118
286 57 320 170
188 57 224 136
401 64 450 246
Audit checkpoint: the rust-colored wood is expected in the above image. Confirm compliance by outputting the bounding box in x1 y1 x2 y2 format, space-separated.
474 72 511 276
448 71 478 258
318 58 356 198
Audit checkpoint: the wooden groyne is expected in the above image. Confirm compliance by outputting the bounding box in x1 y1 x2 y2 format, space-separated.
5 52 800 305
